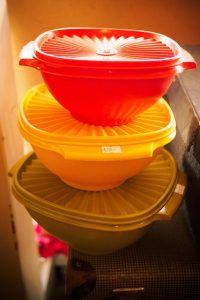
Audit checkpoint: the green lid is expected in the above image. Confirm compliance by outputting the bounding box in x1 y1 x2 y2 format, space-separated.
10 149 186 229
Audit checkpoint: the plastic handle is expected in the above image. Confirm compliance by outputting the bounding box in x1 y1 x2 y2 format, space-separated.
8 158 24 177
153 172 187 221
8 152 33 177
58 142 156 160
177 48 197 73
19 41 41 69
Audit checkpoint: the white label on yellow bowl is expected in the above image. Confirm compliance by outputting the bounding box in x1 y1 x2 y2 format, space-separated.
102 146 122 153
175 184 185 195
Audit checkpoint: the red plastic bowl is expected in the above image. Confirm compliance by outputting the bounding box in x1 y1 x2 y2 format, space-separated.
19 28 196 125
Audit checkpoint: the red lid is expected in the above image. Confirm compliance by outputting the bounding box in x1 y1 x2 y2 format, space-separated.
34 28 182 68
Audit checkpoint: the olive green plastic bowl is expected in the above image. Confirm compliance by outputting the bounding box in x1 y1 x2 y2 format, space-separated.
10 149 186 255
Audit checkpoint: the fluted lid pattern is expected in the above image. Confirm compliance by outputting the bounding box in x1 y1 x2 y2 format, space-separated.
40 34 175 61
20 84 175 143
12 149 177 225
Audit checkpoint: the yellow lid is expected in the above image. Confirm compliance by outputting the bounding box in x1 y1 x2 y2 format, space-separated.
18 84 176 160
10 149 186 228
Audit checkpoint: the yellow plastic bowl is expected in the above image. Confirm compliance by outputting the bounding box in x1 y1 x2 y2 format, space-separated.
18 84 176 191
10 149 186 255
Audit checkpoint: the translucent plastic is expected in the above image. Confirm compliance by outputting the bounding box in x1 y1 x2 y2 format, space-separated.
18 84 176 191
10 150 187 254
19 28 197 125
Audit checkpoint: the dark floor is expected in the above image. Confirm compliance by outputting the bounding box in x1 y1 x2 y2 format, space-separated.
46 207 200 300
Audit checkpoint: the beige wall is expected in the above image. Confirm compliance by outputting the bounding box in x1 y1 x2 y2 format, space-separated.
7 0 200 100
0 1 43 299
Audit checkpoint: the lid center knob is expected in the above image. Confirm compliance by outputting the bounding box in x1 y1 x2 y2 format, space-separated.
96 49 117 56
96 37 117 56
96 48 117 56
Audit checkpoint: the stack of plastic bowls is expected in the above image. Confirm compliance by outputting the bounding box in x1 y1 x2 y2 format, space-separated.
11 28 196 254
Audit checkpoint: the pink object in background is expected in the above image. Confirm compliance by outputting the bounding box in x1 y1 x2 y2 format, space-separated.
34 223 68 258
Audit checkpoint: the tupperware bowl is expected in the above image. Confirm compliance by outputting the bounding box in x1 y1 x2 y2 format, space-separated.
19 28 196 125
10 149 187 255
18 84 176 191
